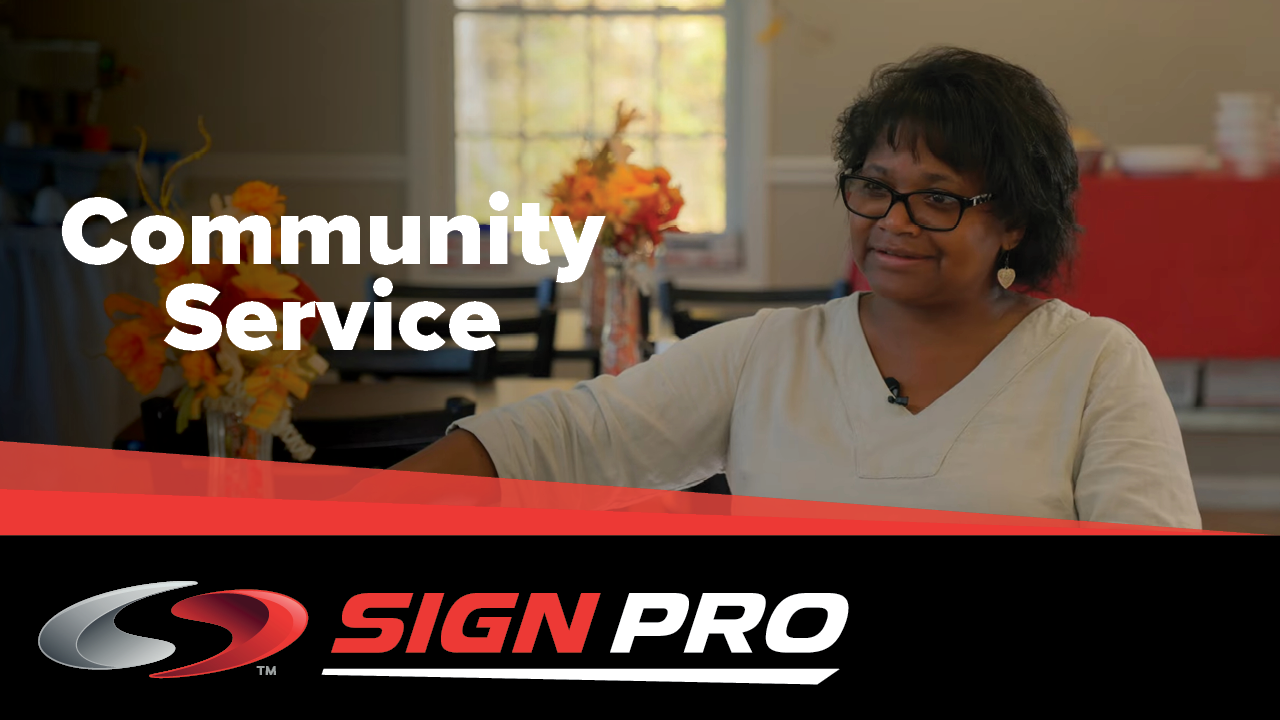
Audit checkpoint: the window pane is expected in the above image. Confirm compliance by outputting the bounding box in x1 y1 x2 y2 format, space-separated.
622 137 656 168
454 3 728 245
457 138 521 220
657 15 725 136
591 16 657 137
524 15 590 136
523 138 592 210
455 14 521 137
657 136 725 234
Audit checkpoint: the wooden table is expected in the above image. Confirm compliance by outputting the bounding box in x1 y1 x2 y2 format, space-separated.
296 377 582 419
113 377 582 449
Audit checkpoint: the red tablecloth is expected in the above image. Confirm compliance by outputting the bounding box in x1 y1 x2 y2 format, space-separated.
849 173 1280 359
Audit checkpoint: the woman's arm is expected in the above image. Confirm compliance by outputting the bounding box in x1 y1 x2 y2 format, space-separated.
1074 323 1202 529
392 310 773 490
390 429 497 477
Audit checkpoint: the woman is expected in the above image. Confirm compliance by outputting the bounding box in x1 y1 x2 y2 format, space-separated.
393 47 1202 529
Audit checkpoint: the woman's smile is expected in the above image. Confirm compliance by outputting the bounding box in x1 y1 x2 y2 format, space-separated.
869 245 937 268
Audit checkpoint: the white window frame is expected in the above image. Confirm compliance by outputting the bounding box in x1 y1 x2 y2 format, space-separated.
405 0 770 289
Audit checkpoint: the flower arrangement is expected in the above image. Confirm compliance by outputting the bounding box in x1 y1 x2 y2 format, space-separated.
103 118 325 461
547 103 683 375
547 102 684 258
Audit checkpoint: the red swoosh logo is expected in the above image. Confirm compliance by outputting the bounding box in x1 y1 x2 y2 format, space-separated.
149 590 308 678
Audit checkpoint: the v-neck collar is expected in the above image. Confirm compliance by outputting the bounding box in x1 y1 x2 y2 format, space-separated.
830 292 1085 479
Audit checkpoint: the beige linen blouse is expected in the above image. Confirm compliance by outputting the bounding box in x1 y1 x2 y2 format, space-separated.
451 293 1202 529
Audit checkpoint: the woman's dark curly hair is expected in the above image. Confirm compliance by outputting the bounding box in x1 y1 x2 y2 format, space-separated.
833 47 1080 291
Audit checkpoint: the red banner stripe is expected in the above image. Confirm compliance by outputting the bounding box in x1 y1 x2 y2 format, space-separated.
0 442 1232 535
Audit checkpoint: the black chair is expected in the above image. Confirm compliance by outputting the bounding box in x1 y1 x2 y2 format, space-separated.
686 473 730 495
323 278 558 382
135 396 475 470
658 279 852 339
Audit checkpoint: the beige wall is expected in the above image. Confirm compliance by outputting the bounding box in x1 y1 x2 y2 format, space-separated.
14 1 1280 291
770 0 1280 155
766 0 1280 286
12 0 403 153
11 0 407 303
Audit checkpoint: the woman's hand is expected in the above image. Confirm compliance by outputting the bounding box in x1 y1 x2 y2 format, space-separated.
326 431 501 506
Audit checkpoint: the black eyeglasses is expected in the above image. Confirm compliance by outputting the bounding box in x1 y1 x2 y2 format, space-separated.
839 173 994 232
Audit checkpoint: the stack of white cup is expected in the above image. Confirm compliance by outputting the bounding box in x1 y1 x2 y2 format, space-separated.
1216 92 1274 178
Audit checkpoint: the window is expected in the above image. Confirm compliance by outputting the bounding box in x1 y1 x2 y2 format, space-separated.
410 1 767 282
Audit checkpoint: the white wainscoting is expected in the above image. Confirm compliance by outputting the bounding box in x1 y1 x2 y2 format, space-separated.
767 155 838 186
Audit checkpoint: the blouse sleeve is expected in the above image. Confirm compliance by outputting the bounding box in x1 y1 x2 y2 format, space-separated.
448 309 774 491
1074 322 1203 529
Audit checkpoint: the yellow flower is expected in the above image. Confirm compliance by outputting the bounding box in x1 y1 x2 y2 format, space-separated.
242 365 289 430
231 263 302 300
231 181 286 225
105 319 168 394
259 350 314 399
179 351 230 419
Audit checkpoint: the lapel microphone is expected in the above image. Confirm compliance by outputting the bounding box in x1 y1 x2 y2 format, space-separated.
885 377 910 406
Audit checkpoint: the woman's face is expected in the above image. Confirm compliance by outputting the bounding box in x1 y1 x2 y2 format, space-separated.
849 138 1023 307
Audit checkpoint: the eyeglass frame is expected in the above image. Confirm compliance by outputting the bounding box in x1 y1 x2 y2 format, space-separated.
838 172 995 232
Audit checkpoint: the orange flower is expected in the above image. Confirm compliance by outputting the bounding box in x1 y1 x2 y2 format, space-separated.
548 163 602 226
593 163 658 229
230 263 302 300
104 293 170 394
105 319 168 394
237 226 292 260
546 104 683 252
180 350 219 388
105 293 168 330
199 257 234 290
155 269 204 325
155 256 191 288
231 181 287 224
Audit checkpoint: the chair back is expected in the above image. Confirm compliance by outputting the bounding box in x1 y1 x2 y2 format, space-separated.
658 279 852 339
368 277 556 309
323 278 559 381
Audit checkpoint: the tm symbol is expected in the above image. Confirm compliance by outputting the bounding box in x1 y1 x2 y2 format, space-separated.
256 666 277 676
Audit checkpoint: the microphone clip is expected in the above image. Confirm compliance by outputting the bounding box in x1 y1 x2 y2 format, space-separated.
885 377 910 407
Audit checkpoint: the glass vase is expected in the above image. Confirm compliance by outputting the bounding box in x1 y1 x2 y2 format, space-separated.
600 248 643 376
206 409 273 461
581 241 608 349
205 409 274 499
